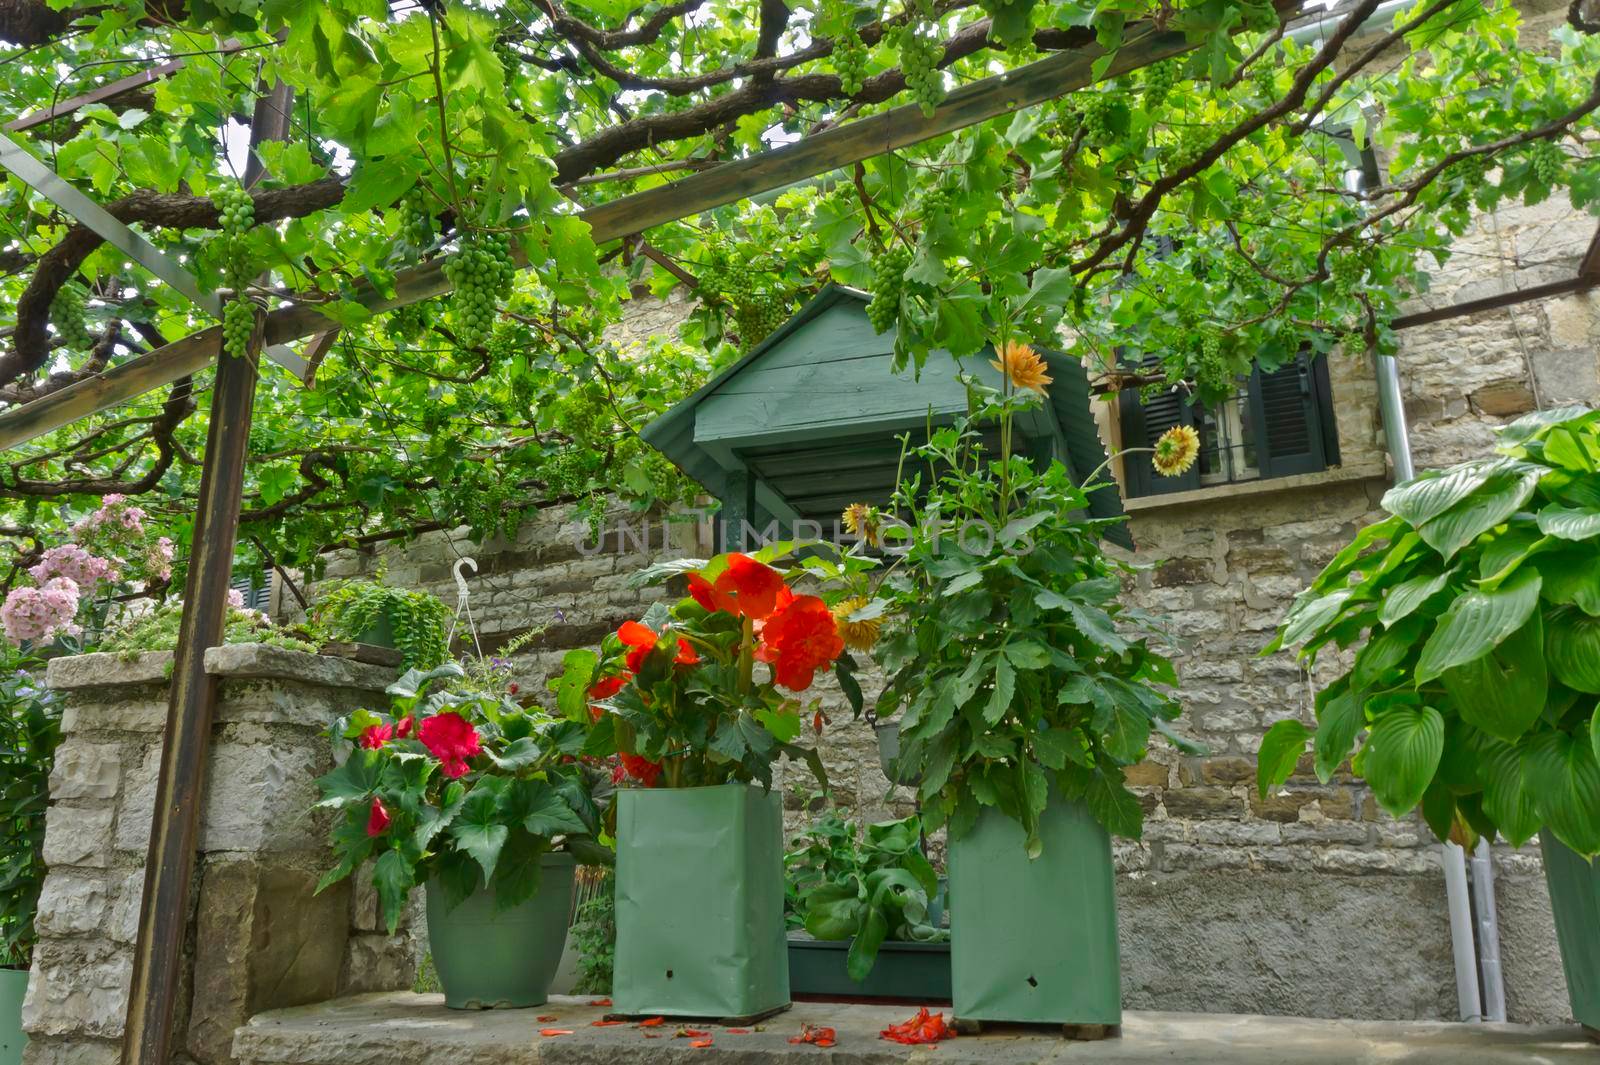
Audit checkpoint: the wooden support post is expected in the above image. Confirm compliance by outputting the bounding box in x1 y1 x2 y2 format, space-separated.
118 78 291 1065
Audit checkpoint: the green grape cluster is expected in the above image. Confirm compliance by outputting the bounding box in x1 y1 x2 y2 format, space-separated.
1528 139 1565 185
1195 331 1231 398
1078 92 1117 141
50 283 92 350
832 2 868 96
443 230 516 346
1143 61 1177 108
978 0 1034 51
213 183 258 357
396 187 434 254
919 185 953 232
388 301 430 343
1251 61 1278 102
893 14 943 118
735 291 792 350
1330 250 1366 297
866 244 911 333
1173 125 1212 170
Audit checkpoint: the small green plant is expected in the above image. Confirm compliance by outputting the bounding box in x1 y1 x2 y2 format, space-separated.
1261 407 1600 857
569 869 615 996
785 809 945 981
99 599 319 659
312 579 452 670
0 648 62 968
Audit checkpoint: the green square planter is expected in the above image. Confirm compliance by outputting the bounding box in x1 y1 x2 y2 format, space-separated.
1543 832 1600 1031
614 783 789 1020
949 796 1120 1027
0 968 28 1065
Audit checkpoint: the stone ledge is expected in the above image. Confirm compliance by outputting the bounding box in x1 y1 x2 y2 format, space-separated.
47 646 395 694
1122 461 1389 514
233 993 1594 1065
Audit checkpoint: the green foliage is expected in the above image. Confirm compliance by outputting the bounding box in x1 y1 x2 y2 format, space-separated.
784 808 944 981
569 872 616 996
314 663 612 933
1261 407 1600 857
98 601 319 658
872 318 1189 854
0 648 60 968
311 579 452 670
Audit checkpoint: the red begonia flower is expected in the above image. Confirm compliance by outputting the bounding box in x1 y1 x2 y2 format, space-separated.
687 573 726 613
395 716 414 739
879 1008 953 1045
418 712 482 778
618 621 697 673
366 796 391 837
619 753 663 787
359 722 393 749
588 674 626 722
710 553 786 619
755 594 845 691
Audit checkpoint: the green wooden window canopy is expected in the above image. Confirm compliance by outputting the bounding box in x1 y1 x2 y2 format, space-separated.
641 286 1129 549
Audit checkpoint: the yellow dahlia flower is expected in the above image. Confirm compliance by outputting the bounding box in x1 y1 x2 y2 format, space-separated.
833 596 882 652
1153 424 1201 477
989 340 1053 395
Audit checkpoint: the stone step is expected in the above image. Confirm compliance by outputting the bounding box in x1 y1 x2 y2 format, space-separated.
234 993 1595 1065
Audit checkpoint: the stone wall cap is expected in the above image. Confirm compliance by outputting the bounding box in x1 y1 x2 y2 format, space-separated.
46 651 174 690
46 645 397 693
204 644 396 691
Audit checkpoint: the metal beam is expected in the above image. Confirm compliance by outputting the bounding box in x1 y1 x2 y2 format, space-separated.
5 41 247 133
0 19 1201 448
1392 220 1600 331
117 79 289 1065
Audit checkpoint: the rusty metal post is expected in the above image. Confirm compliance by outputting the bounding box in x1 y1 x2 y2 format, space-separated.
118 78 292 1065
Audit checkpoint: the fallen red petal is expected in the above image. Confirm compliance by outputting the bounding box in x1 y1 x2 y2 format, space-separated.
690 1038 715 1048
536 1015 559 1023
725 1029 750 1035
588 998 612 1007
879 1008 953 1045
591 1020 626 1027
637 1017 666 1028
678 1029 710 1038
539 1029 574 1037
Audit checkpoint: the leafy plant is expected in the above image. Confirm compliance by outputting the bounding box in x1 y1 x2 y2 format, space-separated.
99 599 319 659
311 579 453 670
314 663 612 932
0 648 61 968
872 327 1191 857
1260 406 1600 858
785 810 945 981
560 546 854 790
569 869 616 996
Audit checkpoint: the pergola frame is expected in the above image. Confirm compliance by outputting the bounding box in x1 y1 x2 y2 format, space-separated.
0 6 1591 1065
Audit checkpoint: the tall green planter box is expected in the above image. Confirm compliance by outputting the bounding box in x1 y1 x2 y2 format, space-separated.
1543 832 1600 1032
614 783 789 1020
949 797 1120 1027
0 968 28 1065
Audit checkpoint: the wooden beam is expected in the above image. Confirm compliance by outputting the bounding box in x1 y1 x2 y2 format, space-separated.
0 22 1197 449
1578 220 1600 280
117 79 290 1065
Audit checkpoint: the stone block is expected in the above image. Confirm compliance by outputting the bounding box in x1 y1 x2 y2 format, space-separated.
107 869 144 944
60 698 167 734
1470 382 1537 417
33 874 108 936
1162 786 1245 820
48 743 122 800
339 932 418 996
21 941 132 1039
198 739 328 853
41 805 113 869
20 1037 122 1065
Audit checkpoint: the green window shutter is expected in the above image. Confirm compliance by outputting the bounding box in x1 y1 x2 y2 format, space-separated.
1118 354 1201 497
1249 352 1334 479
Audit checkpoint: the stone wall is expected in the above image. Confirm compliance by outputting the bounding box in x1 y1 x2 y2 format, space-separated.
25 646 415 1065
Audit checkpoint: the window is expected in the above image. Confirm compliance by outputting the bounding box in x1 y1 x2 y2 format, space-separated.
1118 351 1341 498
231 570 273 612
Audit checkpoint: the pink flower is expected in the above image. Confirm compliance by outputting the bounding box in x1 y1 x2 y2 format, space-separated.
29 544 117 589
366 796 391 837
418 712 482 778
359 723 394 749
2 578 82 645
227 588 245 610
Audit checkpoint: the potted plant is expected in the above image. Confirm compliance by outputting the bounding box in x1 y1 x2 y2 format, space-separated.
785 810 949 1000
870 334 1192 1032
563 546 850 1022
1259 406 1600 1034
311 578 453 670
314 662 610 1009
0 652 60 1065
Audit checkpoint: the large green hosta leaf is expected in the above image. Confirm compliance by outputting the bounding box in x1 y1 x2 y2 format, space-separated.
1439 613 1547 742
1540 548 1600 615
1478 738 1543 847
1523 725 1600 856
1536 503 1600 541
1363 702 1444 817
1546 606 1600 694
1383 461 1503 527
1414 463 1544 560
1416 569 1542 682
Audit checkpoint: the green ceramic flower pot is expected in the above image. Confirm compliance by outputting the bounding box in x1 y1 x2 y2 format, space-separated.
613 783 789 1020
426 853 576 1009
949 795 1120 1027
0 967 29 1065
1542 832 1600 1031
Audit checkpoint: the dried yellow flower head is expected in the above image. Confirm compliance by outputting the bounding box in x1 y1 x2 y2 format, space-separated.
841 503 880 545
833 595 882 652
989 340 1053 395
1153 424 1201 477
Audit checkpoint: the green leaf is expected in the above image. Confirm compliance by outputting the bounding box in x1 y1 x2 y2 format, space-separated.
1256 719 1310 799
1352 615 1425 689
1002 641 1051 670
846 906 889 982
342 156 422 213
983 658 1015 725
1523 725 1600 855
1084 770 1143 839
1313 683 1363 783
1383 460 1500 526
1379 569 1453 626
1479 737 1543 847
450 784 510 884
1537 504 1600 541
1439 614 1547 742
1546 606 1600 694
489 737 543 769
514 779 590 839
1415 463 1543 559
1420 777 1456 844
1362 703 1444 817
372 847 413 934
314 749 382 806
1416 569 1542 682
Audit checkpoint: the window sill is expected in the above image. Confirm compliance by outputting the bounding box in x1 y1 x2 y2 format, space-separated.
1119 460 1390 513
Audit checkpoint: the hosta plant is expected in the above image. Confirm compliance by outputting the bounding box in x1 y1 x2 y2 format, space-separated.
873 353 1191 857
786 811 945 981
1260 406 1600 857
558 546 854 790
315 663 610 931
